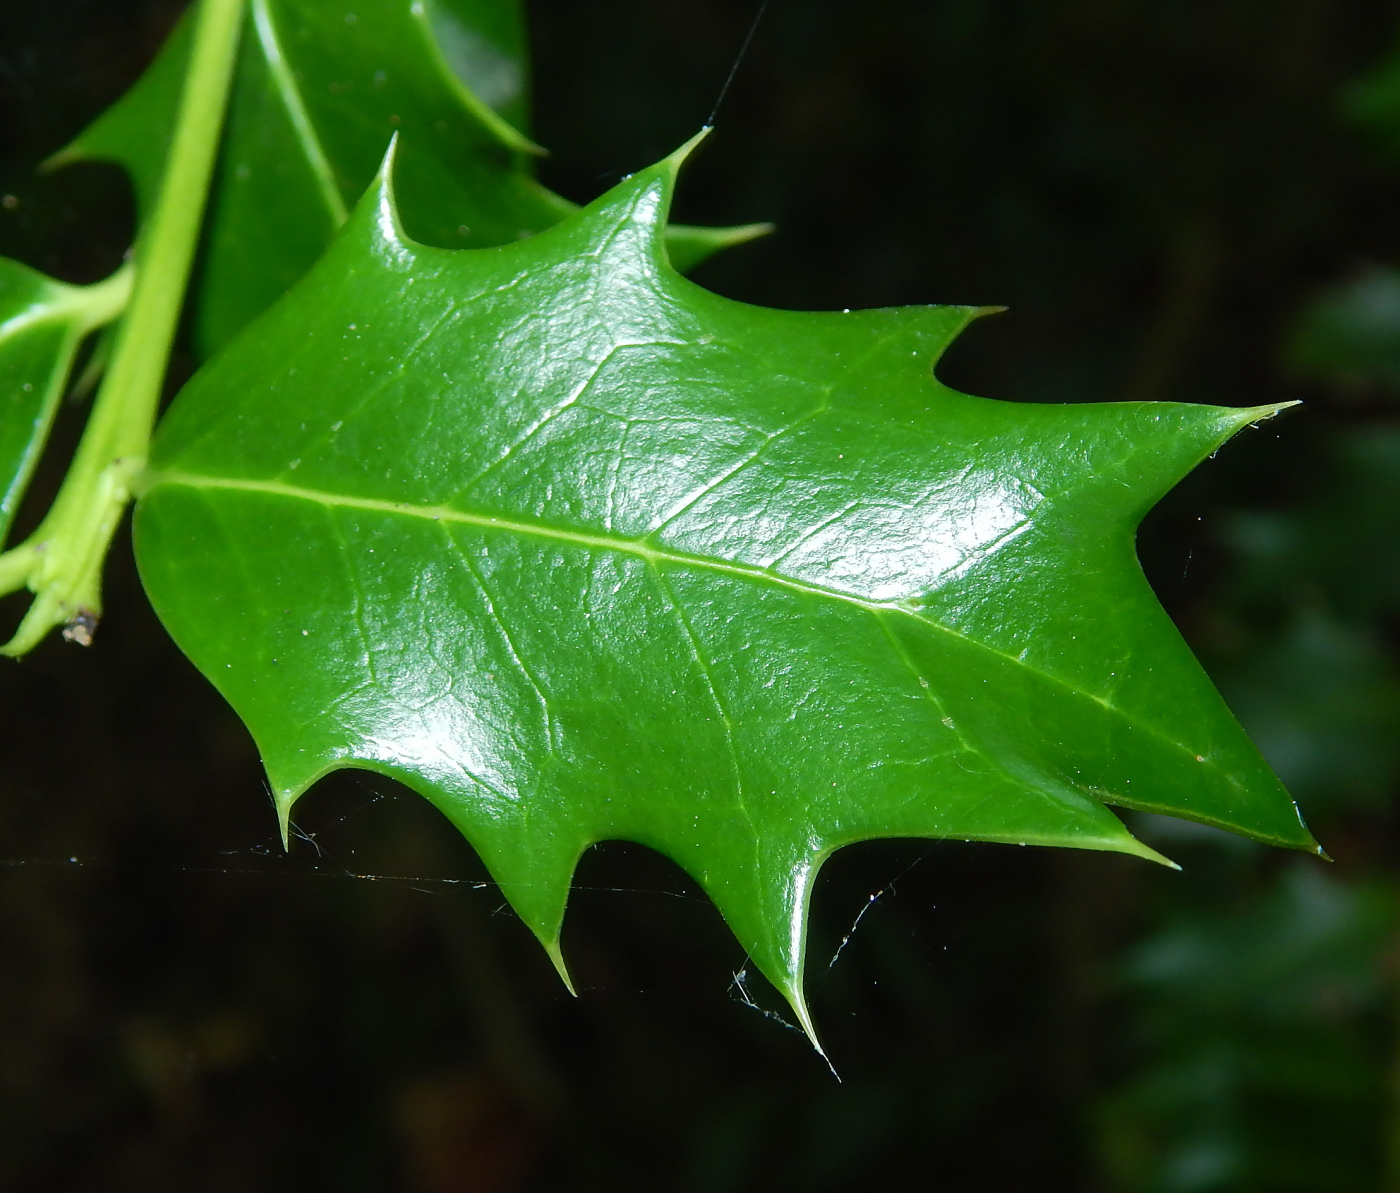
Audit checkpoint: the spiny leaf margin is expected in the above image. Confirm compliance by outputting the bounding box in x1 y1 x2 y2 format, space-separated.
135 134 1317 1046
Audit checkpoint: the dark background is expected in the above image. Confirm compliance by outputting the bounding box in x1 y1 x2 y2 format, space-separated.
1 1 1398 1189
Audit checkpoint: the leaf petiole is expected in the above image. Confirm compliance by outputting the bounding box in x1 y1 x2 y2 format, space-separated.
0 0 246 654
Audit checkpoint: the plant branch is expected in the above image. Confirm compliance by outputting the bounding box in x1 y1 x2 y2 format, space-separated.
0 0 246 655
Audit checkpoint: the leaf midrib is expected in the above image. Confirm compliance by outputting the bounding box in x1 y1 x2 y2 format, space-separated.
145 468 1238 797
147 470 899 605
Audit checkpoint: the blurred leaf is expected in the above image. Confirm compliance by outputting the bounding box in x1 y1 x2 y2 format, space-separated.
1343 41 1400 159
1206 426 1400 812
1099 865 1396 1193
1105 239 1400 1190
1215 610 1400 812
422 0 531 132
1128 866 1392 1017
134 144 1314 1032
0 258 130 546
56 0 767 358
1286 266 1400 396
1220 426 1400 619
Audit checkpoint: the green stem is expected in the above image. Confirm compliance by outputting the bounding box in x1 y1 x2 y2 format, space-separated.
69 264 135 334
0 264 133 341
0 0 245 655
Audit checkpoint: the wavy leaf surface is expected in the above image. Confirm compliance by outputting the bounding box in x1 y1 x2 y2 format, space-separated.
134 142 1316 1038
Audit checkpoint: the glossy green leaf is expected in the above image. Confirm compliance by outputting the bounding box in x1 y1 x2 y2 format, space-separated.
0 260 131 546
58 0 766 358
133 141 1315 1037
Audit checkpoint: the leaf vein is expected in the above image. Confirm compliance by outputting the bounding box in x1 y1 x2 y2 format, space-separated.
649 564 754 839
454 535 559 757
327 507 379 683
148 470 1225 780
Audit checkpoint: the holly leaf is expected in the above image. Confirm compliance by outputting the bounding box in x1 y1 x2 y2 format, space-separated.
133 138 1316 1040
0 259 130 546
56 0 766 357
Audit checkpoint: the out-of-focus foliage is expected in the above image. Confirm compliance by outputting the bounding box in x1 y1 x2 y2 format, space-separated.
1214 427 1400 813
60 0 761 359
0 259 128 543
1098 345 1400 1193
1287 267 1400 397
1095 30 1400 1190
1289 45 1400 398
1099 857 1397 1192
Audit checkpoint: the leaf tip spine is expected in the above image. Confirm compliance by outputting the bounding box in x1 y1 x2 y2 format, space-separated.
1131 838 1180 870
39 143 84 176
784 985 839 1076
700 220 775 251
664 127 713 179
1233 399 1301 429
367 133 413 256
1291 801 1325 859
543 939 577 996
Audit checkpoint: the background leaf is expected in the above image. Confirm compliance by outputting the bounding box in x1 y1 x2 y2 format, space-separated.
1097 865 1396 1193
1286 266 1400 397
57 0 767 358
134 145 1313 1026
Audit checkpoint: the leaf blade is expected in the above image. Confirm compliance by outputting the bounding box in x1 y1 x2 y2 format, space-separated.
136 145 1314 1024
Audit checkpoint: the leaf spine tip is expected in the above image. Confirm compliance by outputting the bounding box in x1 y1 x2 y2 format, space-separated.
40 142 84 176
1234 399 1301 428
785 986 839 1076
665 126 713 176
543 939 577 996
367 133 411 252
1129 837 1179 870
